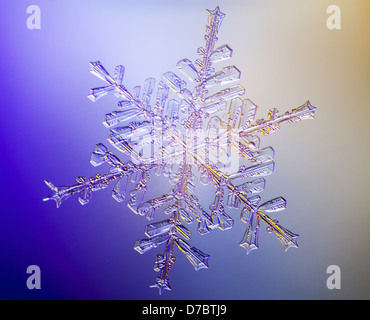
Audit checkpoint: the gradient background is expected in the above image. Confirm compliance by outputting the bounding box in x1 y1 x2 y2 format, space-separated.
0 0 369 300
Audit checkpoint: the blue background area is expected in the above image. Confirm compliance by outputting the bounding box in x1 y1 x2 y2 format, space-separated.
0 0 369 300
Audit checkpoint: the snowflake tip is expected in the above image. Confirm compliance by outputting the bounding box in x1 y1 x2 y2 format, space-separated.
42 180 64 208
150 277 172 295
239 242 258 255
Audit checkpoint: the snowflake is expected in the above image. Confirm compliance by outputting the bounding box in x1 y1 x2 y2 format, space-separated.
43 7 317 295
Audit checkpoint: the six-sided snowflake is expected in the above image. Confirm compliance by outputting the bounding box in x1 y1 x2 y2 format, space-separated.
44 7 316 294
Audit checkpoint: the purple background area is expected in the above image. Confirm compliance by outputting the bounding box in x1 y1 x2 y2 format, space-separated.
1 1 369 300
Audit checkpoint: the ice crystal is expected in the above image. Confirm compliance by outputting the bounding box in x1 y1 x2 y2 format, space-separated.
43 7 316 294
